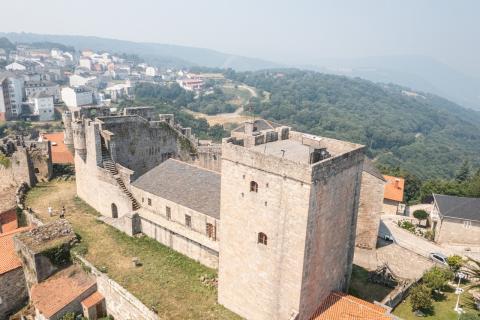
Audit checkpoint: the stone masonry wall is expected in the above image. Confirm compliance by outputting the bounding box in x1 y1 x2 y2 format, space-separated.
0 268 28 319
437 218 480 245
218 144 312 320
355 171 385 249
298 148 364 320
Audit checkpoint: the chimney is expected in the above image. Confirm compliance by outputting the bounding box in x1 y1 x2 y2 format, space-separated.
395 178 400 188
244 121 254 136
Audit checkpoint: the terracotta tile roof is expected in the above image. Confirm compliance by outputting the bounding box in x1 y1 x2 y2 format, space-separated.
81 291 104 309
383 175 405 202
31 265 96 318
310 292 393 320
42 132 74 164
0 209 18 233
0 227 31 275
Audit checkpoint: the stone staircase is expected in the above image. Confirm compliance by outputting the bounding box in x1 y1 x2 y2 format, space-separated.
101 138 141 211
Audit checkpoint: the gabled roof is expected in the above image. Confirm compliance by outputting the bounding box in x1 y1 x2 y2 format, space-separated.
383 175 405 202
363 158 386 181
434 194 480 222
0 227 31 275
31 265 96 318
132 159 221 219
310 292 393 320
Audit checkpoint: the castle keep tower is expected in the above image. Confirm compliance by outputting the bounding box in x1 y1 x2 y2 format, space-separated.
218 121 365 320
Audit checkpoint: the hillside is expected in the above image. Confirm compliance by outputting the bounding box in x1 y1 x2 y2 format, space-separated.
306 55 480 111
223 69 480 179
0 32 281 71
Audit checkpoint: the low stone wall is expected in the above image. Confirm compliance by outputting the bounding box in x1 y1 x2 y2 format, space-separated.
380 279 418 309
74 254 159 320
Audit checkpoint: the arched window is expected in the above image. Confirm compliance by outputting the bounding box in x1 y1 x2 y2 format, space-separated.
111 203 118 218
258 232 268 245
250 181 258 192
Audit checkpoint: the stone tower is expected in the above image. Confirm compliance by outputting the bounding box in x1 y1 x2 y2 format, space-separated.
218 123 365 320
62 111 74 147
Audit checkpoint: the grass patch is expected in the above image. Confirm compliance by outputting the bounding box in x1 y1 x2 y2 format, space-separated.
25 179 240 320
348 264 394 302
393 287 479 319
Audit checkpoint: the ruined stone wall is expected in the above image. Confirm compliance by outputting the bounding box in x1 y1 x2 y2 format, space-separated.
0 148 34 189
355 171 385 249
103 119 190 179
0 268 28 319
75 120 134 218
218 143 312 320
298 148 364 320
192 145 222 173
25 141 52 183
437 218 480 245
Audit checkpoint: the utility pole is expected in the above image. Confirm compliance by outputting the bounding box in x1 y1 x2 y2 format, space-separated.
454 272 466 314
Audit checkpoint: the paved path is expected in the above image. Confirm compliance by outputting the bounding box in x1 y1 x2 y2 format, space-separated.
380 215 454 258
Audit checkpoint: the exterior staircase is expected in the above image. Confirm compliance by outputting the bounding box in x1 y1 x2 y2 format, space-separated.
101 138 141 211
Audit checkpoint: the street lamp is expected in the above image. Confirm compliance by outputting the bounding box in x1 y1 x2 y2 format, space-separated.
454 272 466 314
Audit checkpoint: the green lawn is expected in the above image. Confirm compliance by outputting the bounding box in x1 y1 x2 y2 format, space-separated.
393 286 480 320
348 264 394 302
25 180 241 320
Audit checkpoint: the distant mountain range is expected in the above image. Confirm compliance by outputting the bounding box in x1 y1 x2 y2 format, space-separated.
1 32 479 110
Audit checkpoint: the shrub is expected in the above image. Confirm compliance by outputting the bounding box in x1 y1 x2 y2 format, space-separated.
423 266 454 292
398 220 415 232
413 209 429 225
447 255 464 272
409 284 433 311
460 313 480 320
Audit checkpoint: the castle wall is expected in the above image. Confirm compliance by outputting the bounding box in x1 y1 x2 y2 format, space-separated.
298 148 364 320
192 145 222 173
0 268 28 319
0 149 34 189
102 120 182 179
75 121 134 218
355 171 384 249
218 143 312 320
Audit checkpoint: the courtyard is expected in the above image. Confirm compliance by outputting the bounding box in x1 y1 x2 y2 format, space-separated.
25 179 240 320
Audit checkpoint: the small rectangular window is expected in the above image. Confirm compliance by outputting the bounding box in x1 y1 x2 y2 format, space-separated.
185 215 191 228
464 220 472 229
148 198 152 206
206 223 216 240
166 206 171 220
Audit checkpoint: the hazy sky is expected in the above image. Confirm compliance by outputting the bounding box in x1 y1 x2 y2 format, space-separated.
1 0 479 75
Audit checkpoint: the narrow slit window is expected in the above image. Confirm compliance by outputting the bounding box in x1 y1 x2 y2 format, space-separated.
258 232 268 245
250 181 258 192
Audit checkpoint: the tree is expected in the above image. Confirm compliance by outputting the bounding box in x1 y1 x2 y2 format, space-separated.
446 255 463 272
422 267 454 292
413 210 429 226
456 160 471 182
409 284 432 311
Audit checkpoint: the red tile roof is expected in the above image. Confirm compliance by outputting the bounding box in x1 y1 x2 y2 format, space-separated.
0 209 18 233
383 175 405 202
0 227 31 275
42 132 74 164
81 291 104 309
310 292 393 320
31 265 96 318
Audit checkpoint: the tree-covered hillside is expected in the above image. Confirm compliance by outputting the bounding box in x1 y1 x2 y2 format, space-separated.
225 69 480 179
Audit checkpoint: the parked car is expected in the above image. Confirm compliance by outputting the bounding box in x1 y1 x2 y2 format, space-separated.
383 234 395 242
429 252 448 266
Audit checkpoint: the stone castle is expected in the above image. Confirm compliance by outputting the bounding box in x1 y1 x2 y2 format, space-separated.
63 107 366 320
